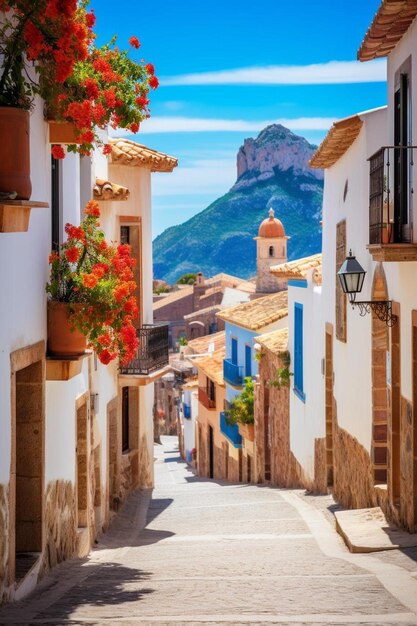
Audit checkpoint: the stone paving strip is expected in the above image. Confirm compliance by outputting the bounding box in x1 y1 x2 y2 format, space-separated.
0 436 417 626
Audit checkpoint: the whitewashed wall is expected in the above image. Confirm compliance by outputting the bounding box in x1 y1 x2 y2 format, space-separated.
288 275 324 477
321 107 386 453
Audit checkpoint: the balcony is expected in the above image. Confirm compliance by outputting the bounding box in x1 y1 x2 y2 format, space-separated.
198 386 216 409
223 359 243 387
119 324 169 377
368 146 417 262
220 412 242 448
183 403 191 419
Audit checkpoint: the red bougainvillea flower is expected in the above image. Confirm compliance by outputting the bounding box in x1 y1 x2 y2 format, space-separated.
130 122 140 133
48 251 59 264
84 200 100 217
97 332 112 347
82 273 98 289
65 247 80 263
98 349 116 365
129 36 140 49
65 224 85 241
145 63 155 75
148 75 159 90
102 144 112 156
51 145 66 159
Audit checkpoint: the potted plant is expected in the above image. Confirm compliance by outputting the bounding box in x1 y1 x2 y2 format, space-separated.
46 199 139 365
0 0 93 197
226 377 255 441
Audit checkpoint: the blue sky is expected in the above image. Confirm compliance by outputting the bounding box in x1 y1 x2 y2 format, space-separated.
90 0 386 237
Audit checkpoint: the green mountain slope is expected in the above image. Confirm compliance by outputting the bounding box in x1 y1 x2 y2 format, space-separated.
153 125 323 283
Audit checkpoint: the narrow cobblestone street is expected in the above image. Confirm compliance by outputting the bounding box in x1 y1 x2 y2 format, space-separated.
2 436 417 625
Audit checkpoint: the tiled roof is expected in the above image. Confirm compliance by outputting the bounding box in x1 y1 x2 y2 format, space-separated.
270 254 322 280
194 346 226 387
153 286 194 311
255 328 288 355
358 0 417 61
184 305 221 320
93 178 130 201
217 291 288 331
109 138 178 172
187 331 225 355
183 377 199 389
309 115 363 169
207 273 256 292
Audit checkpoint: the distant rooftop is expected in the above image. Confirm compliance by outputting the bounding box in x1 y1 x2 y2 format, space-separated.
217 291 288 331
194 346 226 387
187 330 226 355
270 254 322 280
255 327 289 355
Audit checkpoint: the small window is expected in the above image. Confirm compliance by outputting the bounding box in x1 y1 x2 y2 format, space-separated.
122 387 129 452
120 225 130 244
294 303 305 402
269 246 275 257
245 344 252 377
231 337 238 365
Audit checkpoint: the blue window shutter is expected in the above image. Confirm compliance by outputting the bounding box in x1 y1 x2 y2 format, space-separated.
245 345 252 377
294 303 304 396
231 337 238 365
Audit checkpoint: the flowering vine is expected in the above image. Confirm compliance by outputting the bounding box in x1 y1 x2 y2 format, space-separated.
0 0 158 157
46 200 140 365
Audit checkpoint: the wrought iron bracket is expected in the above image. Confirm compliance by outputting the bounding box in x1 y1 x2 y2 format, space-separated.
350 300 397 326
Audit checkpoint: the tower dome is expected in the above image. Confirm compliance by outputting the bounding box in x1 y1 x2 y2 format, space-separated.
258 208 285 238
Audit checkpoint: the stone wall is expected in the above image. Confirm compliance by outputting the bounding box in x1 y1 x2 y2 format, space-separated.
400 396 415 531
0 484 9 604
42 481 77 573
138 434 153 488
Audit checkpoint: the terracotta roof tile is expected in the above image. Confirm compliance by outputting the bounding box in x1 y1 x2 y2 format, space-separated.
109 138 178 172
255 327 289 355
183 377 199 389
183 305 221 320
270 254 322 280
153 286 194 311
93 178 130 201
194 346 226 387
187 331 225 355
309 115 363 169
217 291 288 331
358 0 417 61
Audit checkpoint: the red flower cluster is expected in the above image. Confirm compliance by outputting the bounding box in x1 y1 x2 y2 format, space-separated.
46 200 140 366
129 36 140 49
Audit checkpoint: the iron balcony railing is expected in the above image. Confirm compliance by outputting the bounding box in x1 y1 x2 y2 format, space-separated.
369 146 415 245
223 358 243 387
183 402 191 419
119 324 169 375
198 386 216 409
220 411 242 448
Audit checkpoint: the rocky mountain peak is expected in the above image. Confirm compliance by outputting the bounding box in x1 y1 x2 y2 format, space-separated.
235 124 323 191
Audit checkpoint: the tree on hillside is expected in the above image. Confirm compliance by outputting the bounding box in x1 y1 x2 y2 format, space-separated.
176 273 197 285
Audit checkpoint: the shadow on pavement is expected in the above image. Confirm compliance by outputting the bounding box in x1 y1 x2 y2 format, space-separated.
146 497 174 525
33 563 154 623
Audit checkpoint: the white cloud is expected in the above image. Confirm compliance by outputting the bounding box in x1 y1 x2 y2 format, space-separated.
109 116 336 135
161 59 386 86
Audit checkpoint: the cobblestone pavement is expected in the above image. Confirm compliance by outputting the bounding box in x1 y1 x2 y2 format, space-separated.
1 436 417 625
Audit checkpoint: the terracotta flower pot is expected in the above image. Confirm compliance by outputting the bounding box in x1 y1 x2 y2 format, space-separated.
47 301 87 357
48 120 82 144
0 108 31 200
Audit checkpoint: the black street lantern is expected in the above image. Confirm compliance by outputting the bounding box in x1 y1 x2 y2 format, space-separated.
337 250 366 303
337 250 397 326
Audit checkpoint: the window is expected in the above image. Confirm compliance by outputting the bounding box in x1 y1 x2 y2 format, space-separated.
394 65 411 243
245 344 252 377
231 337 238 365
51 156 61 251
336 220 347 342
269 246 275 257
294 303 305 401
122 387 129 452
206 378 216 403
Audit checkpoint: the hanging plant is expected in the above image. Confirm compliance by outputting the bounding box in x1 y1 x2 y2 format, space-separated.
225 377 254 426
